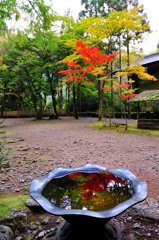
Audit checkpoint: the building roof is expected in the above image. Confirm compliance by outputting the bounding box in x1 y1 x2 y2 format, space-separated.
113 52 159 73
135 52 159 66
128 90 159 102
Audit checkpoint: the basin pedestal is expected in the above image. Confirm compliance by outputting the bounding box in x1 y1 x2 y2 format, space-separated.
56 220 118 240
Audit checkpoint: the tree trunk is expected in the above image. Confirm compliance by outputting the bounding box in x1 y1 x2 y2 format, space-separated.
127 34 131 119
119 37 123 118
17 82 20 118
137 101 139 129
28 85 41 119
39 79 43 118
124 102 128 130
28 85 41 120
98 78 103 120
67 83 70 116
73 85 78 119
111 61 115 118
50 84 58 118
25 68 42 120
104 97 111 125
20 89 27 111
47 70 58 119
77 83 81 117
59 87 63 109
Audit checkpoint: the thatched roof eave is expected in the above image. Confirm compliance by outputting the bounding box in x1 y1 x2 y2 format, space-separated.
128 90 159 103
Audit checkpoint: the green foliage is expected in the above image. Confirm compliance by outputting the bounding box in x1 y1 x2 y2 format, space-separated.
0 0 17 30
45 99 54 110
0 195 30 220
81 84 98 112
0 120 10 172
0 0 153 120
0 6 61 118
79 0 128 18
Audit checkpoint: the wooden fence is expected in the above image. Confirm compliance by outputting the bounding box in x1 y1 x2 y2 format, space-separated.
0 109 66 118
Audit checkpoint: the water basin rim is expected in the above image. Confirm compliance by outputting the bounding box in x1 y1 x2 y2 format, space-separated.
30 164 147 219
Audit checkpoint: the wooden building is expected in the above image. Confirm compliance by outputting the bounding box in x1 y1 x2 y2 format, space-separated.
128 90 159 130
132 52 159 93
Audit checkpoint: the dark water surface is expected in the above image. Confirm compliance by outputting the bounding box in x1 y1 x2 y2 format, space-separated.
42 171 134 211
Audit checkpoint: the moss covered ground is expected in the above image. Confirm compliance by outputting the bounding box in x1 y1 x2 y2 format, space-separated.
90 121 159 137
0 195 30 220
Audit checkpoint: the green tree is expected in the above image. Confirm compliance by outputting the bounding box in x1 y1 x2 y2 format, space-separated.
79 0 139 18
80 6 151 116
0 0 65 119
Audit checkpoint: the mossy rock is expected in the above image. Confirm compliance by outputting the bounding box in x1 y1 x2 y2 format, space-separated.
0 225 14 240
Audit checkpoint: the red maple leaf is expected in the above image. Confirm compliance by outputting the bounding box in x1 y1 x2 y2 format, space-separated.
58 40 119 85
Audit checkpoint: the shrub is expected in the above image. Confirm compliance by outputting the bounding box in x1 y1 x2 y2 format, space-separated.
0 119 10 172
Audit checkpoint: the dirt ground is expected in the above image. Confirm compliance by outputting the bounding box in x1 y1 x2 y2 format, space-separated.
1 117 159 201
1 117 159 239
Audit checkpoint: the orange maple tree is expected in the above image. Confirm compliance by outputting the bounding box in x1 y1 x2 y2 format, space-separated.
58 40 118 84
103 83 138 100
58 40 119 119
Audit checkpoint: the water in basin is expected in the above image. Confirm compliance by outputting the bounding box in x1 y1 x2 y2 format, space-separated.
42 171 134 211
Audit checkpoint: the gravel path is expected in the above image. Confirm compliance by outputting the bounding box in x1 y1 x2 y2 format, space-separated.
105 117 137 124
0 117 159 202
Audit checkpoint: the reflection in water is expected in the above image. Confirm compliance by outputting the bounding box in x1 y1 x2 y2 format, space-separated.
42 171 134 211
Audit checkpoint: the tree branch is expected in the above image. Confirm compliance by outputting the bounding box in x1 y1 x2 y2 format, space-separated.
27 0 43 22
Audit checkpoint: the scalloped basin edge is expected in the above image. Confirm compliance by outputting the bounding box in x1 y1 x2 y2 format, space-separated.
30 164 147 220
